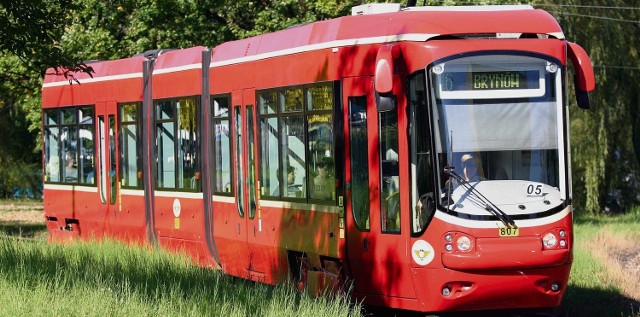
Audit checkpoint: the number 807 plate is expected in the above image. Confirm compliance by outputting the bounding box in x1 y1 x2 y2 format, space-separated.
499 226 519 237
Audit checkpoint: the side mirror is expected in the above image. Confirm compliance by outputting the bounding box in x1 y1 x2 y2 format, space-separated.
374 44 399 112
374 44 397 95
567 42 596 109
376 92 396 112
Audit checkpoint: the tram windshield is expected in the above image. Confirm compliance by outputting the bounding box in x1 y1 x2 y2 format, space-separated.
429 54 567 213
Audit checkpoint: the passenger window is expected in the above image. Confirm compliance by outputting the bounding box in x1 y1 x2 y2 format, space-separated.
44 106 95 185
155 97 200 191
119 103 141 188
308 113 334 201
281 116 306 199
213 95 232 194
156 100 176 189
258 92 279 198
44 110 61 183
78 107 95 185
176 98 198 190
256 82 336 204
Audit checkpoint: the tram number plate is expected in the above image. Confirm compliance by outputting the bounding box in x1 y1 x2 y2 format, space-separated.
499 227 519 237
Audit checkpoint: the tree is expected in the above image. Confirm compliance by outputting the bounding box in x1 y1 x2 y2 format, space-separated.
543 0 640 214
0 0 93 79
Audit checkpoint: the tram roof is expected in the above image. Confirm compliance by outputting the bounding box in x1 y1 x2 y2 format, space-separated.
211 5 564 65
43 5 564 86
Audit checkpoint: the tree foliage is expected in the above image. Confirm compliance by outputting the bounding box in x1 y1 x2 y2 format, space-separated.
543 0 640 214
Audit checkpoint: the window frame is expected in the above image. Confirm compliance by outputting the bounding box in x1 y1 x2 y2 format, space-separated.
256 81 337 205
154 96 201 192
118 102 143 189
43 106 96 186
212 94 234 196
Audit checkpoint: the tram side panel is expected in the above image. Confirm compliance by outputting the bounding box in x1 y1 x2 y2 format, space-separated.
43 74 145 242
150 56 214 266
209 46 366 286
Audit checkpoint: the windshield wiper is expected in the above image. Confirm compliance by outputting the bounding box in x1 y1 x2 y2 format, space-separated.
444 167 517 228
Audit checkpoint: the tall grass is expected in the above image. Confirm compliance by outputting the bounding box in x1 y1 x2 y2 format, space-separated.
560 207 640 317
0 239 361 317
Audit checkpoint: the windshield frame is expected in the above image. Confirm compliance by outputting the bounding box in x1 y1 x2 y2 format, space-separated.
426 52 568 212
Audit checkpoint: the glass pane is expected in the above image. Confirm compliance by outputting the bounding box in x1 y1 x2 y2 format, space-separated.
380 110 400 233
213 96 230 118
260 117 279 197
281 116 306 199
349 97 370 230
45 109 59 126
99 117 107 203
62 126 79 183
156 100 174 120
79 107 93 125
177 98 198 190
247 106 256 218
280 88 303 112
157 121 175 188
307 84 333 111
214 119 232 193
307 114 333 201
235 106 244 217
121 123 139 187
109 116 117 203
410 72 433 234
121 103 137 122
79 125 95 185
258 91 277 115
62 108 76 125
44 127 60 182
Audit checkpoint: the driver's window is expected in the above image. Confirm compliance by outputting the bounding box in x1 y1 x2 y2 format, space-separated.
380 108 400 234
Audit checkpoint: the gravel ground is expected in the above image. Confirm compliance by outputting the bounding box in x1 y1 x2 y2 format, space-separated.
0 201 44 223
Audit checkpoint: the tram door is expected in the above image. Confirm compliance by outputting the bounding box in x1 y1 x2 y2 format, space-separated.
231 89 265 278
96 102 118 220
344 77 415 299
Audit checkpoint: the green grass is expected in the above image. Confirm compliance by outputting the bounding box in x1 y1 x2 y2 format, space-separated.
559 207 640 317
0 238 361 317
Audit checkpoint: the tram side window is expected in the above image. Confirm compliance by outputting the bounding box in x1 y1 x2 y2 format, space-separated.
307 85 334 202
155 97 200 191
44 110 61 183
380 107 400 233
258 91 280 198
213 95 232 194
280 87 306 199
257 82 335 203
78 107 95 185
409 72 434 234
119 103 141 188
43 106 95 185
349 96 370 231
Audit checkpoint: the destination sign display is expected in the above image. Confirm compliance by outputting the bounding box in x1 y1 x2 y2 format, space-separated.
441 70 540 92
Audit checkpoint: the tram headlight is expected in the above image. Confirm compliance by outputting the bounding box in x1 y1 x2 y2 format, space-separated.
456 235 472 252
542 232 558 249
444 233 453 242
546 62 558 73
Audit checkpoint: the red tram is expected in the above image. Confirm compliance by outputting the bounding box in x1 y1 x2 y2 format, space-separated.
41 4 595 313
